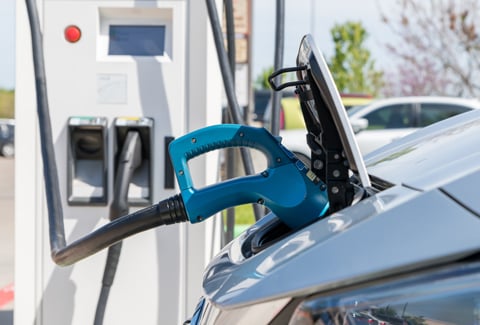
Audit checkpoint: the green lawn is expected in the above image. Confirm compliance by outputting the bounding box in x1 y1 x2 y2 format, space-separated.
0 89 14 118
223 204 258 238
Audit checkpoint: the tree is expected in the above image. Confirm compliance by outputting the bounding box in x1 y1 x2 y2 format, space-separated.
328 21 384 96
380 0 480 97
254 66 274 89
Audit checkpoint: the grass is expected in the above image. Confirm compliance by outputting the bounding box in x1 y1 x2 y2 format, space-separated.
230 204 256 224
0 89 14 118
223 204 258 237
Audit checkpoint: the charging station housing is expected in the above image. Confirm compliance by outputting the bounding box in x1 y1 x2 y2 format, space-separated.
15 1 223 324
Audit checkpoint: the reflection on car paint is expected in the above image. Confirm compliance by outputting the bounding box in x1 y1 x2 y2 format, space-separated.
290 262 480 325
202 186 419 306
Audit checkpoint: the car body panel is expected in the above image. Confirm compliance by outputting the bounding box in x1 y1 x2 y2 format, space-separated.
442 169 480 216
354 127 416 155
365 109 480 191
197 296 290 324
202 186 480 309
198 108 480 321
287 261 480 324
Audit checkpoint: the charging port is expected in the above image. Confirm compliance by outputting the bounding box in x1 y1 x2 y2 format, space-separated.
114 117 153 205
67 116 108 205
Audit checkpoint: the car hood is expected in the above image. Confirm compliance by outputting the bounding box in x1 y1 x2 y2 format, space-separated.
203 184 480 309
364 109 480 191
201 109 480 310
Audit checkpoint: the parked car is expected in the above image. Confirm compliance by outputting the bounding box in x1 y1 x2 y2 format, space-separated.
262 91 373 131
349 96 480 154
259 90 305 130
252 89 271 122
280 96 480 160
0 119 14 158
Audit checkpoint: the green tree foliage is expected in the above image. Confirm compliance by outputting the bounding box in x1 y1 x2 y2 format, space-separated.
0 89 14 118
328 21 384 96
254 66 292 90
254 66 274 89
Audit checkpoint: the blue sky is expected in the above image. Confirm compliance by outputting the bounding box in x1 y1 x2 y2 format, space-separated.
0 0 394 90
0 0 15 89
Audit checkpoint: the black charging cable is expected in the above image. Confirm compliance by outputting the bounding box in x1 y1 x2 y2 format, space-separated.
25 0 66 253
93 131 142 325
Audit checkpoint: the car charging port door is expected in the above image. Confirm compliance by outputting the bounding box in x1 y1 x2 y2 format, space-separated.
114 117 153 205
67 116 108 205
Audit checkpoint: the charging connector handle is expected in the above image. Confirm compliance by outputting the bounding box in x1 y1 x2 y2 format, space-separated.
169 124 330 229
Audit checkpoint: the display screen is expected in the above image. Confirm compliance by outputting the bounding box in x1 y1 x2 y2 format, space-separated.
108 25 166 56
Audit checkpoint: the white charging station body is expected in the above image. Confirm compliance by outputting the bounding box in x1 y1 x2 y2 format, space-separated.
15 1 223 324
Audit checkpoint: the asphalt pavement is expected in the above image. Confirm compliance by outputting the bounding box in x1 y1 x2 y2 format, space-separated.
0 156 14 323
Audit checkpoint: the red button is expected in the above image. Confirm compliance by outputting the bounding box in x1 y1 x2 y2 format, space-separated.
65 25 81 43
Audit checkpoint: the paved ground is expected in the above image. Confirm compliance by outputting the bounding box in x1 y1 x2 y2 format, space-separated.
0 156 14 321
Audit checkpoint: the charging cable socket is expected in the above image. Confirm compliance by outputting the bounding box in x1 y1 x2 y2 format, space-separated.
67 116 108 205
114 117 153 205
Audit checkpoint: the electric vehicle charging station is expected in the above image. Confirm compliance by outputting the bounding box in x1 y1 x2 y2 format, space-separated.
15 1 223 324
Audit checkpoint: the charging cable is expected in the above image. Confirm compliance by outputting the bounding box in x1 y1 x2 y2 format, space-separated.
94 130 142 325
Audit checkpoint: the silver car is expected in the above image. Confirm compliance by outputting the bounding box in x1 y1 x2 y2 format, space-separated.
186 36 480 324
280 96 480 161
349 96 480 155
190 108 480 324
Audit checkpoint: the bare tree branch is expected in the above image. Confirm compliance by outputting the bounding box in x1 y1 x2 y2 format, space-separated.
379 0 480 97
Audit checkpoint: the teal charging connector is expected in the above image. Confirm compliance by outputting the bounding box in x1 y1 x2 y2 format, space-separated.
44 124 329 267
169 124 329 229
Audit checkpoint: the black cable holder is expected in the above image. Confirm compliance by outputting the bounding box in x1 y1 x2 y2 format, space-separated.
268 66 308 91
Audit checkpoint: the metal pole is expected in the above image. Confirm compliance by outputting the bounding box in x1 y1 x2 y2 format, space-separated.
270 0 285 136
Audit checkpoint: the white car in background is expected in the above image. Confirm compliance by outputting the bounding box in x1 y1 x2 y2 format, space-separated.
280 96 480 162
